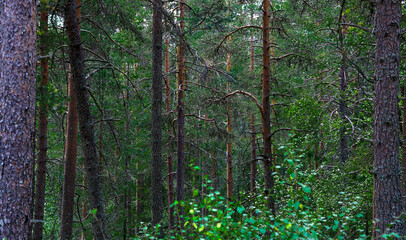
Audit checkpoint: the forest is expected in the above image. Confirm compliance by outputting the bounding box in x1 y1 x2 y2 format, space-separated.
1 0 406 239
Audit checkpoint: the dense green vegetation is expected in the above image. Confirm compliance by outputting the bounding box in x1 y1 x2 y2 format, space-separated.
2 0 405 239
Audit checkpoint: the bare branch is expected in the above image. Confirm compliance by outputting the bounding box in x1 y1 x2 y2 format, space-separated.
212 90 264 119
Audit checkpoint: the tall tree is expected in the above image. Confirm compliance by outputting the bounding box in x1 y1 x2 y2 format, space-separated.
33 3 49 239
373 0 404 237
338 0 348 164
64 0 108 238
0 0 36 238
60 0 81 238
261 0 275 213
151 0 164 226
165 37 175 231
176 0 186 212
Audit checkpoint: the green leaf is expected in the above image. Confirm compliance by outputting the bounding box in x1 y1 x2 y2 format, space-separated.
198 225 205 232
237 206 245 214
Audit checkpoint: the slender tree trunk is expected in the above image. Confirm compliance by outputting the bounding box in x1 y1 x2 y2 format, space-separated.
250 115 257 192
64 1 109 239
249 9 256 192
165 38 175 232
0 0 36 238
151 0 164 226
338 0 348 164
33 5 49 240
176 0 186 216
60 71 79 240
60 1 81 238
373 0 404 237
261 0 275 214
226 110 233 202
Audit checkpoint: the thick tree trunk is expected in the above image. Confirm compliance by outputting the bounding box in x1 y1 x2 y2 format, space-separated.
0 0 36 238
373 0 404 237
64 1 109 239
261 0 275 214
151 0 164 226
403 75 406 214
33 6 49 240
60 1 81 238
176 0 186 215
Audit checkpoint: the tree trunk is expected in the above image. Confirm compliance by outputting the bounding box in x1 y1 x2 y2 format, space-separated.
60 1 81 238
250 114 257 192
151 0 163 226
226 110 233 202
0 0 36 238
33 5 49 240
338 0 348 164
176 0 186 216
373 0 404 237
226 42 233 202
64 1 109 239
261 0 275 214
165 38 175 232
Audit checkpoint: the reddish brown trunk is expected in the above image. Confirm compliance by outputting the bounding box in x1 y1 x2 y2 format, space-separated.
64 0 108 238
373 0 404 237
33 6 49 240
60 1 80 239
261 0 275 213
60 72 78 240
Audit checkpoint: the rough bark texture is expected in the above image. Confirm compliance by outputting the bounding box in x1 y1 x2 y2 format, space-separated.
151 0 164 226
0 0 36 238
64 1 109 239
250 114 257 192
403 70 406 214
373 0 404 237
261 0 275 213
33 6 49 240
176 0 186 211
60 1 81 238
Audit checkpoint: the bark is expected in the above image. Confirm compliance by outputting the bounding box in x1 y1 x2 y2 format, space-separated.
403 68 406 215
60 72 78 240
176 0 186 214
226 111 233 202
373 0 404 237
261 0 275 213
250 114 257 192
33 6 49 240
165 38 175 231
60 1 80 238
0 0 37 239
64 1 109 239
151 0 164 226
338 0 348 164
